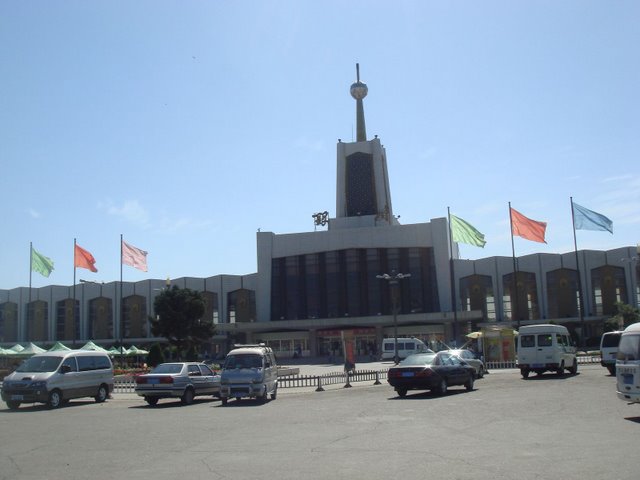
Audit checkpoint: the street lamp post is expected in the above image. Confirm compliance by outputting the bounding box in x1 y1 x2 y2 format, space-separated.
377 270 411 364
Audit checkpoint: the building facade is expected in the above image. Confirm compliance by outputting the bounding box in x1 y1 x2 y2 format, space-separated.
2 67 639 359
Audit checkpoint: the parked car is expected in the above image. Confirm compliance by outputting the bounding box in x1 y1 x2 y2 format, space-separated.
134 362 220 406
446 349 486 378
387 351 476 398
1 350 113 410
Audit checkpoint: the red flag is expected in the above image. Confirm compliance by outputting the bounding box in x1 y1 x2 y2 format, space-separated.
74 244 98 272
122 240 148 272
510 208 547 243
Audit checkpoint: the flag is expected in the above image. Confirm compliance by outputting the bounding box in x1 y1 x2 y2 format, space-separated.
450 214 487 247
572 202 613 234
74 244 98 272
122 240 148 272
510 208 547 243
31 246 54 277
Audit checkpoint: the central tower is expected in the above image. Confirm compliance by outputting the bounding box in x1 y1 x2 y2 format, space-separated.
333 64 396 229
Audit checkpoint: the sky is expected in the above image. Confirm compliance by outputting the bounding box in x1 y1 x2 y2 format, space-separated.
1 1 639 290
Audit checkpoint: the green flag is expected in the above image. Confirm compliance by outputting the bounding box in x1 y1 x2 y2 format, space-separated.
450 214 487 248
31 246 55 277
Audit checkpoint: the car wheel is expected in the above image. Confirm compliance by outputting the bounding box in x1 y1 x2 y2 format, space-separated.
181 388 195 406
396 388 407 398
556 361 565 376
221 397 228 406
521 369 530 379
47 389 62 409
607 365 616 376
569 359 578 375
437 378 448 396
259 386 268 404
477 367 484 379
465 375 475 391
6 401 20 410
270 384 278 400
145 397 159 406
95 384 108 403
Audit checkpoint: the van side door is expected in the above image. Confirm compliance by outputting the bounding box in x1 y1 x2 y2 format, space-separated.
59 356 80 398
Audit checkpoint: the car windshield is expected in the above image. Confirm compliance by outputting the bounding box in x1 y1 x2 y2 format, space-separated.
16 356 62 373
224 354 262 369
151 363 184 374
399 353 436 366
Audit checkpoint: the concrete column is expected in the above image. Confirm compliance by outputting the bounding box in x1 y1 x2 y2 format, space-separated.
309 329 318 357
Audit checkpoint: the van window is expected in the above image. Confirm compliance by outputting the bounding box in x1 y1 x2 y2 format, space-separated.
61 356 78 372
77 355 111 372
557 334 567 347
538 335 553 347
406 343 415 351
225 354 262 369
521 335 535 348
602 333 621 348
618 335 640 361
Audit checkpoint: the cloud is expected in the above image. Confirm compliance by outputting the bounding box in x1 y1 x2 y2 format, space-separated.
99 199 151 229
28 208 41 219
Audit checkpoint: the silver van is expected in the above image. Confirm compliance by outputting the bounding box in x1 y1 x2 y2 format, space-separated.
220 344 278 405
1 350 114 410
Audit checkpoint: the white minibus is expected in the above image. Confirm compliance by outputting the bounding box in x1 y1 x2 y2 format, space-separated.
517 324 577 378
381 337 431 361
600 330 622 375
616 323 640 404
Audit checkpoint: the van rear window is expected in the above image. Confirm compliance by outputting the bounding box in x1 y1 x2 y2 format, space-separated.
602 333 621 348
538 335 553 347
521 335 535 348
618 335 640 361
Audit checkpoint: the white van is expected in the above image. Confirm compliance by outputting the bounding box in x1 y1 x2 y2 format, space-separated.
517 324 578 379
616 323 640 404
381 337 431 361
220 344 278 405
1 350 114 410
600 331 622 375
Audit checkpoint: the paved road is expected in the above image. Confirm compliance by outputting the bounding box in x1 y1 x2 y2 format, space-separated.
1 364 638 480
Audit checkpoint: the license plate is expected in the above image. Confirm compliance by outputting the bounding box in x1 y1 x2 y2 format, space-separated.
402 372 414 377
624 374 634 385
11 395 24 401
148 378 160 384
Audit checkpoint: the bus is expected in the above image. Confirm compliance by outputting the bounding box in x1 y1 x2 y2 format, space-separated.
616 323 640 404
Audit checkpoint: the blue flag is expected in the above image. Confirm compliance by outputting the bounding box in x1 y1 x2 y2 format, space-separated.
573 202 613 234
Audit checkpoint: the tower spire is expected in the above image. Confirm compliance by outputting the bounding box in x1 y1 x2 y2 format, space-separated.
350 63 368 142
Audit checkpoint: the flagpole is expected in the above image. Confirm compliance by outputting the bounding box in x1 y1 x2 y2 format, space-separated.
447 207 459 345
570 197 586 350
73 238 77 347
28 243 33 342
120 234 124 366
508 202 520 330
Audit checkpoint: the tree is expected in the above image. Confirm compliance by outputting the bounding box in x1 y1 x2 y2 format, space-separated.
151 286 215 359
605 302 640 331
147 343 165 367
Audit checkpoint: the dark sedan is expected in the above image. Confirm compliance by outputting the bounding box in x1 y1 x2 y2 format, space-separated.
387 351 476 397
